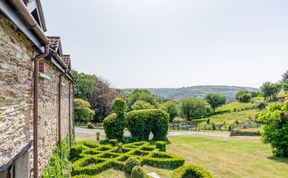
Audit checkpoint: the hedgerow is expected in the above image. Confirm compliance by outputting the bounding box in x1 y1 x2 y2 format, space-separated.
71 141 185 177
126 109 169 141
172 165 213 178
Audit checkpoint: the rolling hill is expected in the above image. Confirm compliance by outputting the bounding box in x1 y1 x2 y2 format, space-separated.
123 85 258 102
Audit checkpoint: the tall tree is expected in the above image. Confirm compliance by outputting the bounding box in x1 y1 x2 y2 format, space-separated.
74 98 95 122
72 70 96 100
205 93 226 111
235 90 253 103
260 82 281 100
180 98 212 121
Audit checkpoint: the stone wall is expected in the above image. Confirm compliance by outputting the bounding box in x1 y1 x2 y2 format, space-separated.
0 13 34 167
61 77 70 140
37 60 60 175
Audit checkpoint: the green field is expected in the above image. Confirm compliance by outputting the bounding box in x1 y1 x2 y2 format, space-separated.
216 101 256 112
197 109 259 125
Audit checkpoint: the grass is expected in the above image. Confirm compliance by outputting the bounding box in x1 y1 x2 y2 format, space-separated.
168 136 288 178
197 109 259 124
75 135 288 178
216 101 256 112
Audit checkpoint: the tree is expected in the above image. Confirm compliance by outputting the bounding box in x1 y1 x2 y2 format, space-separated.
160 101 178 122
179 98 212 121
260 82 281 100
204 93 226 111
256 101 288 157
281 70 288 93
72 70 96 100
74 98 95 122
89 78 122 122
235 90 253 103
131 100 155 110
126 89 161 110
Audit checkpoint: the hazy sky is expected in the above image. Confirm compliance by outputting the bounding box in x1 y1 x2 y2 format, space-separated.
42 0 288 88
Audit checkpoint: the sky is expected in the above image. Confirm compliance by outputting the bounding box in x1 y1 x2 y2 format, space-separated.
42 0 288 89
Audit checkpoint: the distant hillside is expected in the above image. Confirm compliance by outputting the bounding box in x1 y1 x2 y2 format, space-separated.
123 86 259 102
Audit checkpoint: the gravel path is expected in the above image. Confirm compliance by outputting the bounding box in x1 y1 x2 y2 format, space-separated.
75 128 233 138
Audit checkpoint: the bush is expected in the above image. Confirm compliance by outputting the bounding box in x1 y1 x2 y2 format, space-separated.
172 165 213 178
141 151 184 169
126 109 169 141
103 98 127 140
156 141 166 152
109 139 118 146
131 166 149 178
87 122 95 129
256 102 288 157
179 98 212 121
235 90 253 103
125 157 141 173
74 98 95 122
42 138 71 178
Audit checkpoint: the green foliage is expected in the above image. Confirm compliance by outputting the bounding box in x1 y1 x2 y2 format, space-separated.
160 101 178 122
103 98 127 140
126 109 169 141
205 93 226 111
256 101 288 157
74 98 95 122
42 138 71 178
172 165 213 178
260 82 281 101
125 157 141 173
112 97 127 115
72 70 97 100
156 141 166 152
179 98 212 121
131 166 149 178
126 89 161 110
282 70 288 93
87 122 95 129
71 141 184 177
131 100 155 110
235 90 253 103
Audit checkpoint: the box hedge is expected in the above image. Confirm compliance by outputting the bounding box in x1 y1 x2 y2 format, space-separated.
126 109 169 141
172 165 213 178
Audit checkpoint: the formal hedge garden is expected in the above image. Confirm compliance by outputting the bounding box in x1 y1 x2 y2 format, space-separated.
70 140 185 177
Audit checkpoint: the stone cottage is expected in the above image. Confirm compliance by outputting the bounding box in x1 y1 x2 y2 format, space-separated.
0 0 74 177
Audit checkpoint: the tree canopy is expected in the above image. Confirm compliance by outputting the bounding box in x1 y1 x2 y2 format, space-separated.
260 82 281 100
74 98 95 122
126 89 161 110
204 93 226 111
160 101 178 122
282 70 288 93
179 98 212 121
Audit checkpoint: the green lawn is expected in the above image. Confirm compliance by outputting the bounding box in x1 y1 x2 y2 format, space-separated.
168 136 288 178
75 135 288 178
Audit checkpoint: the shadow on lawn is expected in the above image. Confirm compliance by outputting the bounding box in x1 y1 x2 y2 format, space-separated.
267 156 288 164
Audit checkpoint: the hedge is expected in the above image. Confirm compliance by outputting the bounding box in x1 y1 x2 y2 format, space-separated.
126 109 169 141
131 166 150 178
71 141 185 177
156 141 166 152
172 165 213 178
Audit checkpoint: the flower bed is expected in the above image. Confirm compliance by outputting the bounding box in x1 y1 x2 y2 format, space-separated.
70 141 185 177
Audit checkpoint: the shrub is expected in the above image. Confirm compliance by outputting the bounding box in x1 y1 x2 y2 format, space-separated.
132 100 155 110
131 166 149 178
42 138 71 178
126 109 169 141
172 165 213 178
256 102 288 157
103 98 127 140
74 98 95 122
156 141 166 152
141 151 184 169
87 122 95 129
235 90 253 103
125 157 141 173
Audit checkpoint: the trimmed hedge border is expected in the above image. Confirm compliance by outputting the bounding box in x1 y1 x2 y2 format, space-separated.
71 141 185 177
172 165 213 178
230 129 260 136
